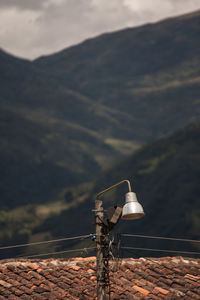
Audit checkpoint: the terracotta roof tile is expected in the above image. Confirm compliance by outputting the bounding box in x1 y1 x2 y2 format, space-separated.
133 285 150 295
154 286 169 295
0 256 200 299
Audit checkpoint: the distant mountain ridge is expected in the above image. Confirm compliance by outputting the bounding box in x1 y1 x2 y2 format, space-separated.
34 9 200 140
32 122 200 257
1 122 199 258
0 10 200 209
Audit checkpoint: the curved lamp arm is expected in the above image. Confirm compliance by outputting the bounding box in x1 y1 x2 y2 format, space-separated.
96 179 132 200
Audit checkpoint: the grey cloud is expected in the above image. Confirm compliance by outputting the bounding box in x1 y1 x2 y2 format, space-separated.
34 0 134 49
165 0 200 14
0 0 47 11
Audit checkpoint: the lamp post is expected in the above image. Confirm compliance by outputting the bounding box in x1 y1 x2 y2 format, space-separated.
95 179 145 300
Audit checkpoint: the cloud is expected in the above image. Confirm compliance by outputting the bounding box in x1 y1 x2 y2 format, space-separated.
0 0 47 11
124 0 200 21
34 0 134 50
0 8 40 57
0 0 199 59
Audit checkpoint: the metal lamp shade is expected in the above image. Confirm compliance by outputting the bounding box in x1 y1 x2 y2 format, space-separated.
122 192 145 220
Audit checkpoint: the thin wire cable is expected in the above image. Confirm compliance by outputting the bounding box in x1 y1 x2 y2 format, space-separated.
121 234 200 243
121 246 200 256
0 234 94 251
20 246 96 259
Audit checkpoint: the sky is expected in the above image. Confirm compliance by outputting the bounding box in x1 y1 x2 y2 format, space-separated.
0 0 200 60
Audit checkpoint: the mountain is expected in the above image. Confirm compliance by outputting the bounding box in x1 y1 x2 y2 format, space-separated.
34 10 200 141
0 50 132 209
0 10 200 210
30 122 200 257
1 122 200 258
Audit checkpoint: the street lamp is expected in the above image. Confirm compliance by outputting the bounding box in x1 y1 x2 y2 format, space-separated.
95 179 145 300
96 179 145 220
122 191 145 220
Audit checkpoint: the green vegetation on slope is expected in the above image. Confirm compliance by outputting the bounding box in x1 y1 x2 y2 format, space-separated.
0 11 200 209
0 104 124 209
34 11 200 140
0 10 200 252
26 123 200 257
1 123 199 258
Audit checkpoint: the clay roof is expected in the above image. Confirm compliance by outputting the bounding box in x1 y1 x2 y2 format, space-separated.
0 256 200 299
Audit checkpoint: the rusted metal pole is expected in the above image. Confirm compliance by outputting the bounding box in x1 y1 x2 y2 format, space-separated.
95 200 106 300
95 180 132 299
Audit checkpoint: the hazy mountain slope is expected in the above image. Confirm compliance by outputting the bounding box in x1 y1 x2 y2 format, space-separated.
0 106 112 209
0 49 132 138
34 11 200 83
0 10 200 211
0 50 139 208
92 123 200 238
0 120 199 257
35 11 200 141
32 123 200 256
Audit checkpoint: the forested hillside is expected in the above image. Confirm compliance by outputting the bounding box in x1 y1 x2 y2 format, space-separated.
32 123 200 257
0 11 200 256
1 123 199 258
0 11 199 209
35 10 200 141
